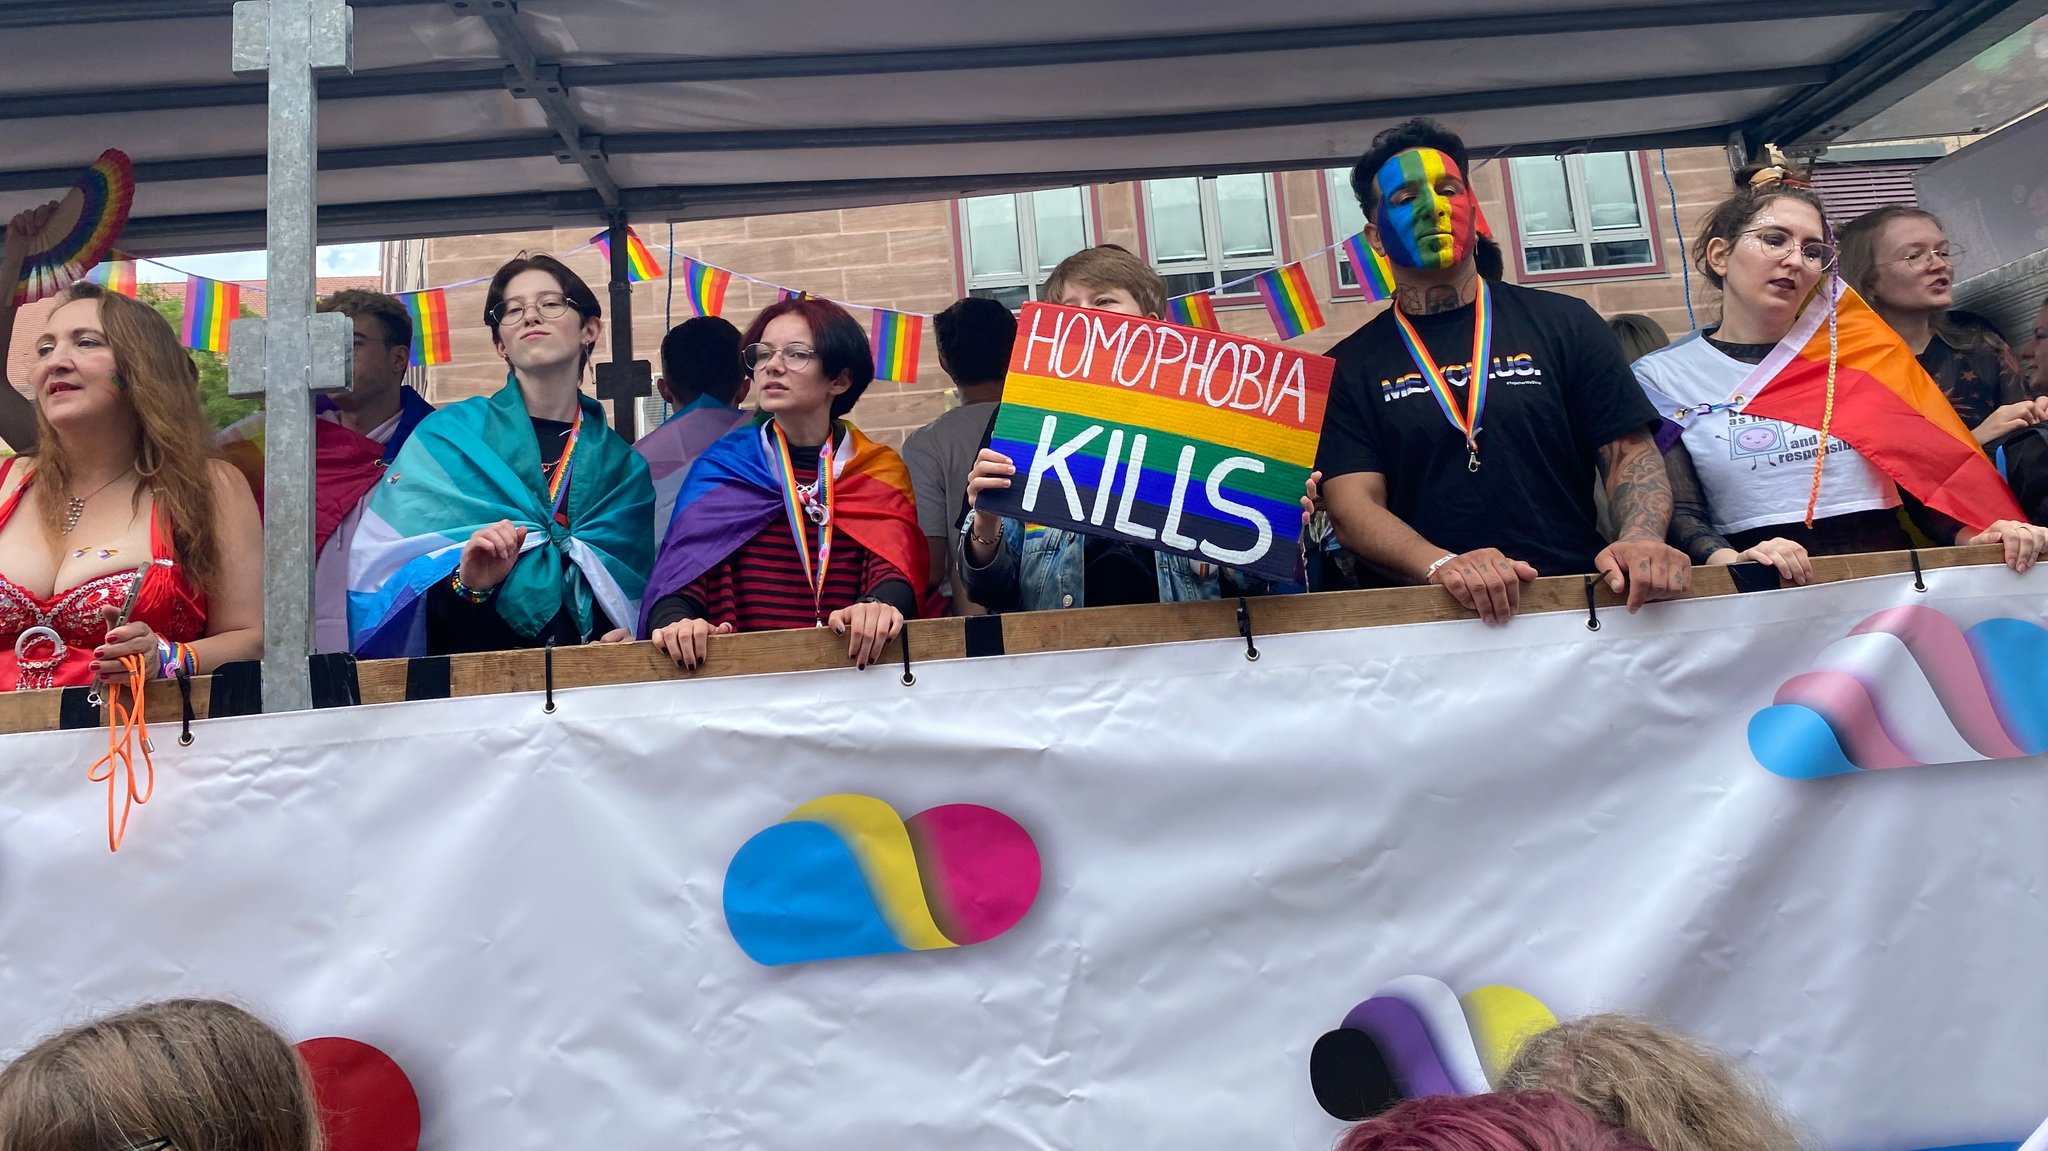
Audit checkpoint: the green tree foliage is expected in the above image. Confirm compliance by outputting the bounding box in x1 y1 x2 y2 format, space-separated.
139 282 261 430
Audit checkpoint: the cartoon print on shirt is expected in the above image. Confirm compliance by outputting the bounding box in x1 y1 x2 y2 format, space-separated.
1719 413 1855 470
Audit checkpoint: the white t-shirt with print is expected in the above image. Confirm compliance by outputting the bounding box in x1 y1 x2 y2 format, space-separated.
1632 333 1897 534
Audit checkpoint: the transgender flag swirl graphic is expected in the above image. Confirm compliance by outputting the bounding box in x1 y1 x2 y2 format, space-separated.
1749 605 2048 778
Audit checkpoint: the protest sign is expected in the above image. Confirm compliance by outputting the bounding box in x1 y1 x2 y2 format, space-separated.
980 303 1333 582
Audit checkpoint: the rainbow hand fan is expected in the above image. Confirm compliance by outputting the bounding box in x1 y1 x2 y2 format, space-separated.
10 149 135 307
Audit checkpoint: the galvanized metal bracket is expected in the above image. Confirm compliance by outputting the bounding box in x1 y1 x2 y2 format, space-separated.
225 313 354 399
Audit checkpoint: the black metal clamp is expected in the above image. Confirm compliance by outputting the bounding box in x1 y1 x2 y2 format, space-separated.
542 638 557 714
1583 575 1601 631
1237 595 1260 661
176 668 195 747
899 624 916 687
1908 545 1927 592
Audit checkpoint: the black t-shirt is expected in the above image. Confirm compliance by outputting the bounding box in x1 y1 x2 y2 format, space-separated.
1314 280 1657 576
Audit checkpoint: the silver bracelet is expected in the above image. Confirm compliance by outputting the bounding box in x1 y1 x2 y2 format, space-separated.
1423 553 1458 581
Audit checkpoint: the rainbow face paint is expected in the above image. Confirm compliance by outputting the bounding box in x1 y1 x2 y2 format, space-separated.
1372 148 1479 271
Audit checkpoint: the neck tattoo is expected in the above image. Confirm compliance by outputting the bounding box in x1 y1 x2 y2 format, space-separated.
62 468 136 535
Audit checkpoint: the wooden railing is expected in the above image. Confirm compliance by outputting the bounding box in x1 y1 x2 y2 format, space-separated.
0 545 2009 737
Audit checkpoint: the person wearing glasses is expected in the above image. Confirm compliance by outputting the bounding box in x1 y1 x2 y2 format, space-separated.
0 998 322 1151
641 297 925 671
347 254 653 656
1840 207 2048 447
1631 169 2047 580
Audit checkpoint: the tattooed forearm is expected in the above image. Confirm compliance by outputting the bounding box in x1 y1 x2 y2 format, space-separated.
1394 269 1479 315
1599 431 1674 544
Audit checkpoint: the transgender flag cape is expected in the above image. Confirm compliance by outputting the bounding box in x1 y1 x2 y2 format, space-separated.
348 375 653 657
1739 280 2023 533
638 415 927 637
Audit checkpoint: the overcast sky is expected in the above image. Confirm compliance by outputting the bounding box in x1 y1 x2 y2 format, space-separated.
136 242 381 283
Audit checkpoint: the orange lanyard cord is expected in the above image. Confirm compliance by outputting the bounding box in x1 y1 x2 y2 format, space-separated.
85 652 156 852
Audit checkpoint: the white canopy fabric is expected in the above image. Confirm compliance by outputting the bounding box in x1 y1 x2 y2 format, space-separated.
2 0 2043 256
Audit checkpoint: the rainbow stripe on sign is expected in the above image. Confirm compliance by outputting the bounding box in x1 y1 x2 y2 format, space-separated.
981 302 1334 581
400 288 452 367
1342 232 1396 302
1168 293 1220 330
871 309 923 382
179 276 238 353
1253 262 1324 340
680 256 732 318
589 227 663 282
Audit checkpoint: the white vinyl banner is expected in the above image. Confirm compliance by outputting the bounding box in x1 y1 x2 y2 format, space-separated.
2 565 2046 1151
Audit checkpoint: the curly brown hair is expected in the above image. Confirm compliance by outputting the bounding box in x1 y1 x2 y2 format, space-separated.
1498 1014 1805 1151
0 998 324 1151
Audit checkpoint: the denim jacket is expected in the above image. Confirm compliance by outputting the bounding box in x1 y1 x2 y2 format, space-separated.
957 513 1223 612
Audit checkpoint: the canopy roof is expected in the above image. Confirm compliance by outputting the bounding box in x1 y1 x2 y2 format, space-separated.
1 0 2042 257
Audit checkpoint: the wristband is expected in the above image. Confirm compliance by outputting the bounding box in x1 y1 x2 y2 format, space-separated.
1423 553 1458 582
449 570 495 603
155 636 175 678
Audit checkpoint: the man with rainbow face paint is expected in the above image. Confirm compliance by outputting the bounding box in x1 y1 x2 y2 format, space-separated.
1313 119 1691 624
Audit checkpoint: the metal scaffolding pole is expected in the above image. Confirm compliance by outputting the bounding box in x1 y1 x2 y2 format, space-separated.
227 0 355 712
596 213 651 439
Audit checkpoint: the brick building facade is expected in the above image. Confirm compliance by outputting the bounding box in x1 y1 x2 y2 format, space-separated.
398 146 1741 448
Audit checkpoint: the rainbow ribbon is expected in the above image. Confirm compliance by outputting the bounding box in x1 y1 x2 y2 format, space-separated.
769 421 836 626
545 408 583 521
1389 280 1493 472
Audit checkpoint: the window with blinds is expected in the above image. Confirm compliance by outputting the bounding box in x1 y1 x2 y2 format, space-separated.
1813 161 1930 227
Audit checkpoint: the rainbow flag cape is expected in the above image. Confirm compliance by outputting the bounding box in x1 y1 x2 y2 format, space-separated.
1253 262 1324 340
872 309 923 382
590 227 663 283
348 375 653 657
399 288 452 366
86 251 138 297
679 256 732 317
639 416 926 636
1167 293 1220 331
1740 280 2024 533
180 276 238 352
1342 232 1395 302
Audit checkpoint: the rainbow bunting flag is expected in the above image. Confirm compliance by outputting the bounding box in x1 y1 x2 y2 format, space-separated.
1742 281 2024 532
777 287 812 303
1253 262 1325 340
589 227 663 283
399 288 453 367
1342 232 1396 302
86 251 138 297
1167 293 1220 331
680 256 733 318
180 276 238 353
871 309 923 382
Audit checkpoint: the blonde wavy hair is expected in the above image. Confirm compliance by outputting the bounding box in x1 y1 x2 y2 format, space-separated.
32 282 226 594
1498 1014 1805 1151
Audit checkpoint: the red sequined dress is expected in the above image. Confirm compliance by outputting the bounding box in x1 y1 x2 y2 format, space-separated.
0 459 207 692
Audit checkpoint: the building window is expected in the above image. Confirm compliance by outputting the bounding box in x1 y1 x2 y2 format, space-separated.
1142 174 1279 298
1325 167 1369 289
1505 152 1657 275
959 188 1093 309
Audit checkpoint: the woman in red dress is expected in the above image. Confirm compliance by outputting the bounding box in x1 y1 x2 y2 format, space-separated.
0 282 262 691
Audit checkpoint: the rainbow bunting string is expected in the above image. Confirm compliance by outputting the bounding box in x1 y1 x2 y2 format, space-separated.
86 252 138 297
1342 232 1396 303
1253 262 1325 340
778 287 812 303
1168 293 1220 331
400 288 453 366
681 256 733 317
590 227 663 283
871 309 923 382
179 276 239 353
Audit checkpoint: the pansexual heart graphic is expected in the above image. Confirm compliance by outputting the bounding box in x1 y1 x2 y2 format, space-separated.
722 794 1041 966
1748 605 2048 779
1310 976 1557 1121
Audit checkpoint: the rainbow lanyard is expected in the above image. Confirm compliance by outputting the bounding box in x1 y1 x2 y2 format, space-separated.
544 408 583 521
1390 279 1493 472
770 421 836 626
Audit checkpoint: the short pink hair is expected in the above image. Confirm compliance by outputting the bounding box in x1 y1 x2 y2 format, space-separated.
1337 1093 1654 1151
